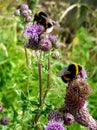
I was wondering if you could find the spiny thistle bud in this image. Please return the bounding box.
[48,110,63,122]
[21,10,28,17]
[48,35,57,43]
[45,121,65,130]
[20,3,29,10]
[1,117,8,125]
[14,9,20,16]
[25,38,38,50]
[25,16,32,22]
[39,39,52,51]
[14,3,33,23]
[48,35,60,49]
[63,113,75,125]
[65,79,91,112]
[75,108,97,129]
[52,51,60,59]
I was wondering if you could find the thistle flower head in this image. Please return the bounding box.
[48,35,57,44]
[21,10,28,17]
[25,38,38,50]
[63,113,75,125]
[48,35,60,49]
[52,51,60,59]
[14,9,20,16]
[39,39,52,51]
[24,24,44,42]
[48,110,63,122]
[45,121,65,130]
[75,108,97,129]
[65,79,91,112]
[20,3,29,10]
[25,16,32,22]
[1,117,8,125]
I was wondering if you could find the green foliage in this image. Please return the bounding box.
[0,0,97,130]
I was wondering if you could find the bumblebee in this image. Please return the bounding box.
[57,63,82,83]
[33,11,57,32]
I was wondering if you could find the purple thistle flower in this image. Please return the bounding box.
[14,9,20,16]
[48,110,63,122]
[25,38,38,50]
[20,3,29,10]
[48,35,57,43]
[63,113,75,125]
[39,39,52,51]
[45,121,65,130]
[48,35,60,49]
[25,16,32,22]
[21,10,28,17]
[1,117,8,125]
[24,24,44,42]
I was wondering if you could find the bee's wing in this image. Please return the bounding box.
[41,15,56,24]
[41,15,48,19]
[57,68,70,77]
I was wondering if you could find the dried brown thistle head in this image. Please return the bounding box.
[65,79,91,112]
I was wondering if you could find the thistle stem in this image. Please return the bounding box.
[35,51,43,106]
[32,51,43,125]
[38,63,42,106]
[47,57,51,89]
[33,53,51,126]
[43,57,51,100]
[24,46,29,67]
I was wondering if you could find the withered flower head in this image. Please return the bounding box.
[65,79,91,112]
[75,108,97,129]
[63,113,75,125]
[48,110,63,122]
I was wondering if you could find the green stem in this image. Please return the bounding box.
[32,51,42,125]
[24,46,29,67]
[32,53,51,127]
[47,57,50,89]
[38,62,42,106]
[43,57,51,100]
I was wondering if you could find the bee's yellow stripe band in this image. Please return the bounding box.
[73,63,78,75]
[63,76,70,81]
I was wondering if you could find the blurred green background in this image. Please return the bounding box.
[0,0,97,129]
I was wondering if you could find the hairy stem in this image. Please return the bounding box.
[24,46,29,67]
[38,63,42,106]
[43,57,51,100]
[32,51,43,125]
[47,57,51,89]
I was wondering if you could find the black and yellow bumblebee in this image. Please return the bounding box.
[57,63,82,83]
[33,11,57,32]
